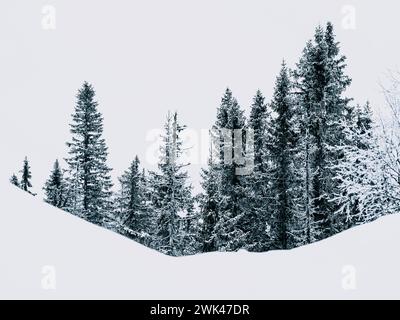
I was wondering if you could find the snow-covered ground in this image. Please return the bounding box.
[1,182,399,299]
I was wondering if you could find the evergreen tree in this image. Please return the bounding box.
[10,174,19,187]
[179,211,203,256]
[198,150,220,252]
[355,102,373,148]
[213,88,249,251]
[245,90,272,251]
[269,62,301,249]
[43,159,66,208]
[138,168,155,246]
[65,82,113,224]
[20,156,33,194]
[150,111,193,256]
[294,22,352,239]
[294,40,314,243]
[118,156,151,244]
[249,91,269,170]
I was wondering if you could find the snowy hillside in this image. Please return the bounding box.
[1,182,399,299]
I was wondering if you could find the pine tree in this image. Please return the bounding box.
[179,211,203,256]
[294,40,314,243]
[65,82,113,224]
[198,151,220,252]
[249,91,269,170]
[118,156,152,243]
[10,174,19,187]
[245,90,272,251]
[20,156,33,194]
[150,111,193,256]
[355,102,373,148]
[294,22,352,239]
[212,88,249,251]
[269,62,301,249]
[43,159,66,208]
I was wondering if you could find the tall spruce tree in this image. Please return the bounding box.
[294,23,352,239]
[20,156,33,194]
[245,90,272,251]
[150,111,193,256]
[65,82,113,224]
[43,159,66,208]
[294,40,314,243]
[269,62,301,249]
[213,88,249,251]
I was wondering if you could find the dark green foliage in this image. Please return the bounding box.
[10,174,19,187]
[295,23,352,239]
[44,159,66,208]
[20,157,33,193]
[65,82,113,224]
[245,90,272,251]
[118,156,152,244]
[198,156,220,252]
[269,62,300,249]
[212,88,250,251]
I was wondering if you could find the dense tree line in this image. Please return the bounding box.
[10,23,399,256]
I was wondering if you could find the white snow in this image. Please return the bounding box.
[1,182,400,299]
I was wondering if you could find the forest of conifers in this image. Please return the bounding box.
[10,22,400,256]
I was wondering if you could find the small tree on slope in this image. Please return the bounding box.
[20,156,33,194]
[10,174,19,187]
[117,156,152,244]
[43,159,66,208]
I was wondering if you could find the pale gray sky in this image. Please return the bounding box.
[1,0,399,196]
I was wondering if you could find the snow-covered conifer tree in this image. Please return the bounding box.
[269,62,302,249]
[10,174,19,187]
[65,82,113,224]
[245,90,272,251]
[43,159,66,208]
[198,151,220,252]
[294,22,352,239]
[117,156,152,245]
[150,112,193,256]
[20,156,33,194]
[212,88,250,251]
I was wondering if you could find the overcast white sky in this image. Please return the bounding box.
[1,0,400,196]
